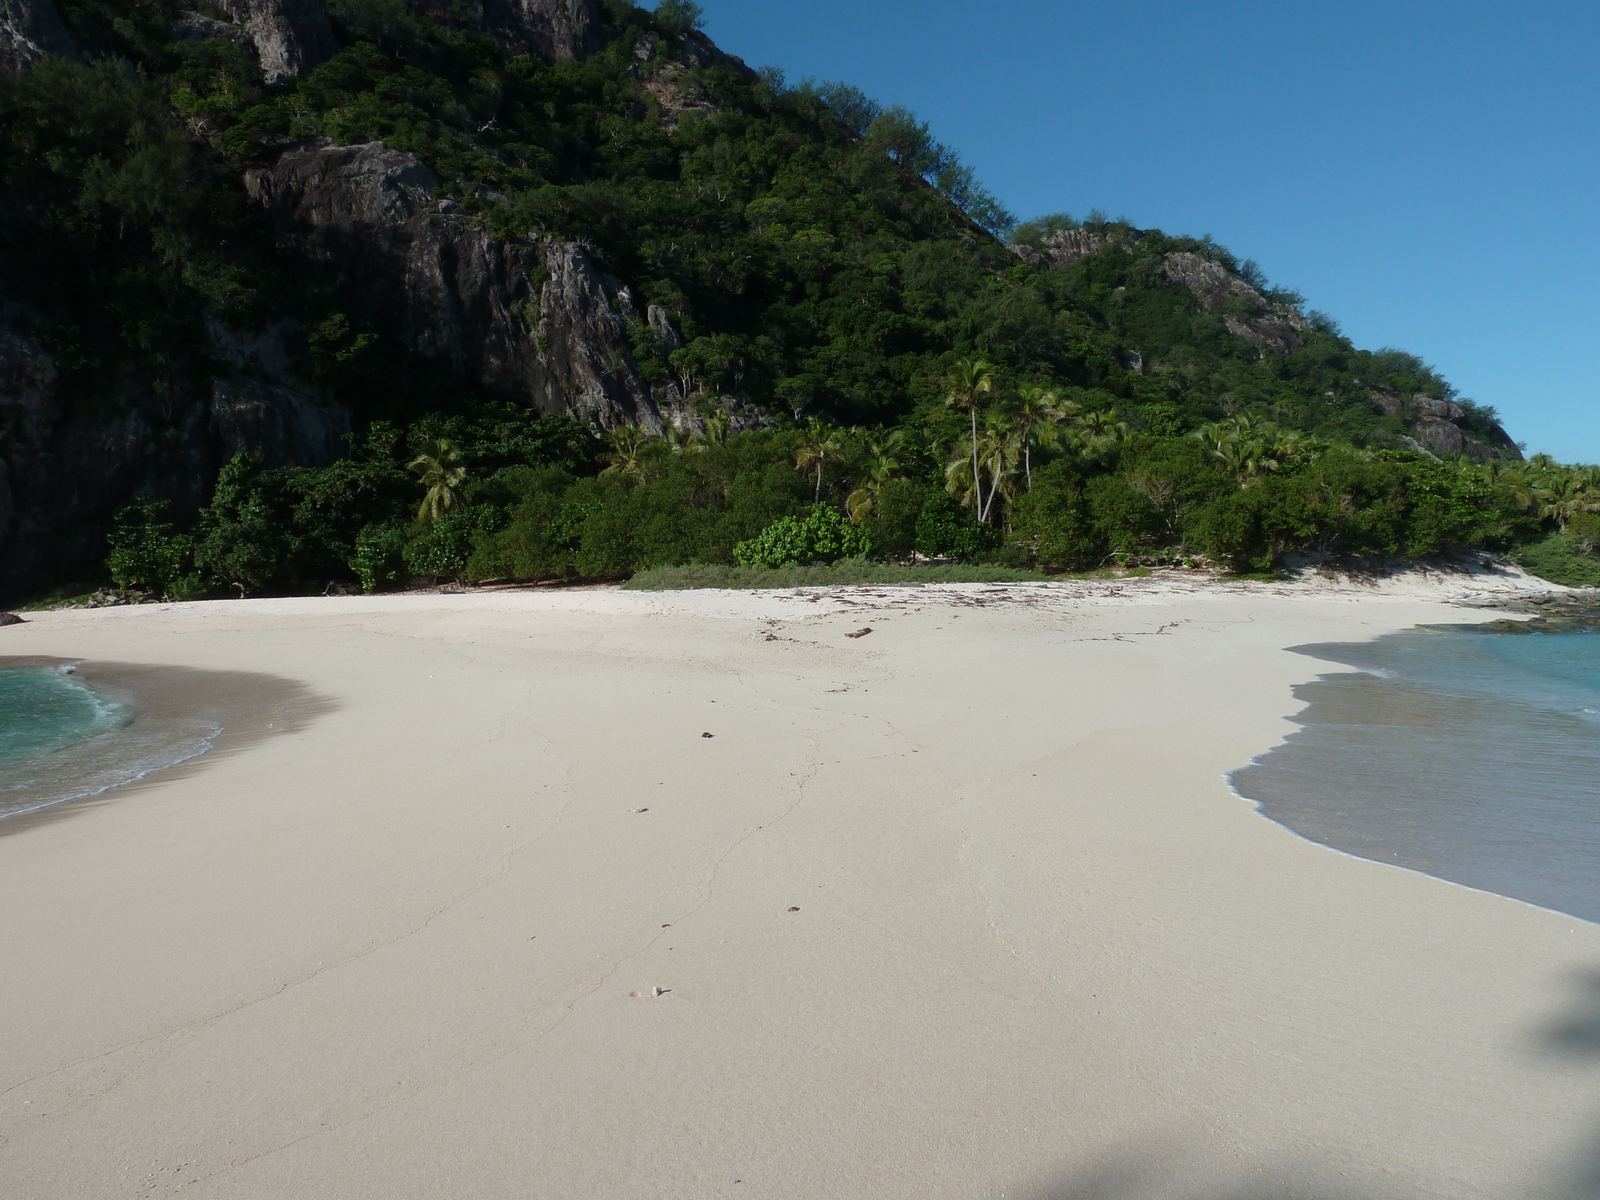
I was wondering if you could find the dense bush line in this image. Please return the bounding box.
[101,360,1600,597]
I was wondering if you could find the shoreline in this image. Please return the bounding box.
[1,581,1597,1198]
[1231,625,1600,926]
[0,655,334,833]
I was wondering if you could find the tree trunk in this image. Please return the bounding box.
[971,406,983,522]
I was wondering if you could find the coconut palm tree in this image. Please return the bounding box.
[601,425,650,478]
[1536,469,1600,532]
[794,419,847,502]
[975,410,1024,522]
[663,424,703,456]
[409,438,467,522]
[1191,416,1287,486]
[1075,409,1130,464]
[943,358,997,516]
[845,429,906,524]
[1011,385,1071,489]
[701,409,731,448]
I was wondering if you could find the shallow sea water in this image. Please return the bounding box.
[1232,625,1600,924]
[0,664,219,820]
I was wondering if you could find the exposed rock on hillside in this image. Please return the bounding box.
[405,0,604,62]
[207,322,351,467]
[1011,235,1309,353]
[215,0,336,83]
[246,140,672,431]
[1158,252,1310,354]
[0,0,78,72]
[1008,228,1117,268]
[1372,389,1520,462]
[1,313,187,594]
[629,27,756,128]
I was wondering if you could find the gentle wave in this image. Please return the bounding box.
[1231,627,1600,924]
[0,665,221,820]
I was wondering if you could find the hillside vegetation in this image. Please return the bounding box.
[3,0,1596,600]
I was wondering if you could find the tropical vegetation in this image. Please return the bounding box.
[2,0,1594,599]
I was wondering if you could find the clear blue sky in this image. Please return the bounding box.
[696,0,1598,462]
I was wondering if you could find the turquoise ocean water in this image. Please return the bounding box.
[1232,625,1600,924]
[0,665,218,820]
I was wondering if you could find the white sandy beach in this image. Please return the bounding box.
[2,574,1599,1199]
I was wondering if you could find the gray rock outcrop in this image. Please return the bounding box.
[404,0,604,62]
[1373,389,1519,462]
[246,139,670,430]
[1009,229,1114,268]
[214,0,337,84]
[0,0,78,73]
[1010,235,1310,354]
[171,12,255,50]
[207,322,351,467]
[1159,252,1310,353]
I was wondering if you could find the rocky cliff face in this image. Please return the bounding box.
[1008,228,1115,268]
[214,0,338,85]
[1012,235,1310,352]
[405,0,604,62]
[0,0,78,72]
[0,304,348,596]
[246,140,680,431]
[1158,252,1311,354]
[190,0,599,85]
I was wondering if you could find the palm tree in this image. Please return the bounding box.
[1011,385,1070,489]
[701,409,731,448]
[1191,416,1285,486]
[409,438,467,522]
[794,418,847,502]
[845,429,906,524]
[1536,470,1600,532]
[663,424,703,456]
[1075,409,1130,464]
[975,410,1024,522]
[943,358,996,517]
[601,425,650,478]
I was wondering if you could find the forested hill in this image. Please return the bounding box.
[3,0,1591,603]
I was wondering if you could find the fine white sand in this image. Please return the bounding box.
[2,574,1599,1199]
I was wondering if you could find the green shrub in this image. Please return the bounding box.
[913,490,999,560]
[862,478,927,560]
[404,506,505,580]
[106,496,204,599]
[734,505,871,568]
[350,524,408,593]
[1006,469,1100,570]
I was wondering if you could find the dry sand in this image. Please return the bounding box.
[2,572,1598,1199]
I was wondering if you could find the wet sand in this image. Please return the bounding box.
[1,578,1598,1199]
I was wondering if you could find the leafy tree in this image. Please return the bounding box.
[914,488,999,561]
[106,497,201,600]
[845,429,906,523]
